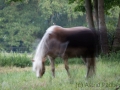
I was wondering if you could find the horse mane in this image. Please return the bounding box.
[33,25,59,72]
[33,25,58,61]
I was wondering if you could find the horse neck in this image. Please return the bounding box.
[34,34,49,61]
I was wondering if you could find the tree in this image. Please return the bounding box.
[93,0,99,29]
[0,0,86,52]
[6,0,23,3]
[93,0,120,53]
[68,0,120,53]
[85,0,95,29]
[0,1,40,52]
[113,13,120,51]
[69,0,109,53]
[38,0,83,27]
[4,0,120,53]
[98,0,109,53]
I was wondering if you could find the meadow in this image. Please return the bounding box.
[0,52,120,90]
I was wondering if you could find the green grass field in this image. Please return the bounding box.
[0,54,120,90]
[0,58,120,90]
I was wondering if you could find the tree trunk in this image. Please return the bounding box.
[93,0,99,29]
[93,0,101,54]
[98,0,109,54]
[113,13,120,51]
[85,0,95,30]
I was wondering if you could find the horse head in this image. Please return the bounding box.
[32,58,45,78]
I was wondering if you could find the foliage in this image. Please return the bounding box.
[0,0,85,52]
[0,50,120,68]
[68,0,120,52]
[0,0,120,52]
[106,7,120,50]
[38,0,84,26]
[5,0,23,3]
[68,0,120,14]
[0,52,32,67]
[0,52,84,67]
[0,1,40,52]
[104,0,120,14]
[69,0,85,12]
[100,50,120,62]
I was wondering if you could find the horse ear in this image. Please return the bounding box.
[32,60,34,62]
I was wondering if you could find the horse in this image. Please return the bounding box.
[32,25,98,78]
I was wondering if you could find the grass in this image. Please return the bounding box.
[0,52,32,67]
[0,58,120,90]
[0,52,120,90]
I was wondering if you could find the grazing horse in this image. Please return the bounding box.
[32,25,98,78]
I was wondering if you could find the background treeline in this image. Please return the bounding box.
[0,0,120,53]
[0,0,85,52]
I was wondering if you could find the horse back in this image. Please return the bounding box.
[52,26,96,47]
[48,25,98,58]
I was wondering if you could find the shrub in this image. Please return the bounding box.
[0,52,32,67]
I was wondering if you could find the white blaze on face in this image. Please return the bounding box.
[32,59,42,78]
[36,69,40,78]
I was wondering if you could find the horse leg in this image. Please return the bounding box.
[63,58,70,77]
[48,56,55,77]
[82,57,91,77]
[86,57,96,78]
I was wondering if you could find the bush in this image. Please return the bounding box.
[1,51,119,68]
[0,52,32,67]
[99,51,120,63]
[0,52,84,67]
